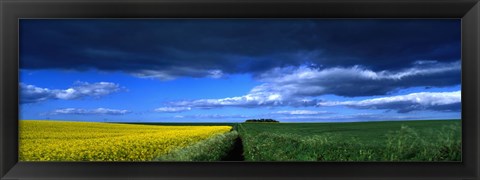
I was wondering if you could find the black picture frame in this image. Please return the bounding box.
[1,0,479,179]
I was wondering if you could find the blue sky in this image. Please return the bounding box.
[19,19,461,122]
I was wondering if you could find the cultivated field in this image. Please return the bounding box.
[238,120,461,161]
[19,120,232,161]
[19,119,461,162]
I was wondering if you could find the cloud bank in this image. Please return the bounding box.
[254,60,460,97]
[164,61,460,113]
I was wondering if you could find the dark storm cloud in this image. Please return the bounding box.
[20,19,461,78]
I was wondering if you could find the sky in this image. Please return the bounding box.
[19,19,461,122]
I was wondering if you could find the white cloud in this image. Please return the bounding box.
[173,114,249,119]
[167,91,314,109]
[132,70,177,80]
[20,82,122,104]
[20,84,54,103]
[272,110,330,115]
[154,107,192,113]
[169,94,276,108]
[259,60,459,82]
[55,82,121,99]
[318,91,461,113]
[208,70,224,79]
[49,108,130,115]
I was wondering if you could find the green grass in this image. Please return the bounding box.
[238,120,461,161]
[157,131,239,161]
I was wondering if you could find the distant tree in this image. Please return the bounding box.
[244,119,279,123]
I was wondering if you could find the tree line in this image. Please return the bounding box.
[244,119,279,123]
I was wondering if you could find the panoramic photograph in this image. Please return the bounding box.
[19,19,461,161]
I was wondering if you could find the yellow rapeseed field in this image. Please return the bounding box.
[19,120,232,161]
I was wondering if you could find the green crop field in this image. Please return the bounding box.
[237,120,461,161]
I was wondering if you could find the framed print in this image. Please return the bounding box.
[17,18,462,162]
[1,0,479,179]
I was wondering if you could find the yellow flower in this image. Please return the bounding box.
[19,120,231,161]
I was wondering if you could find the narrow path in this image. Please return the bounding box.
[222,136,245,161]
